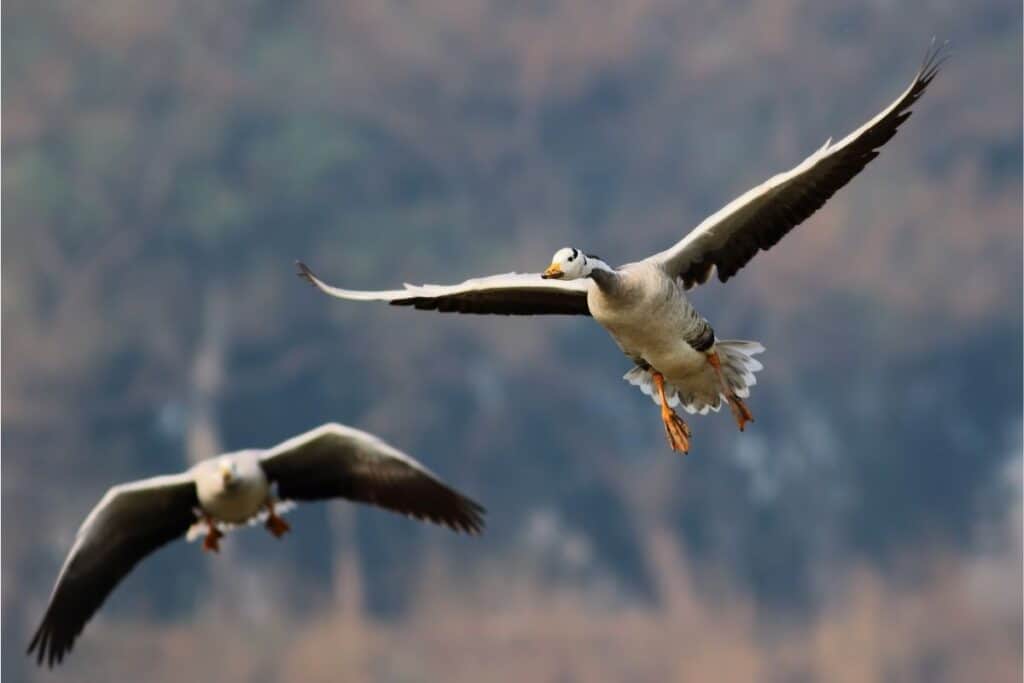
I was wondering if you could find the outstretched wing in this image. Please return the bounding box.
[297,262,591,316]
[648,42,946,289]
[27,474,198,667]
[259,423,485,534]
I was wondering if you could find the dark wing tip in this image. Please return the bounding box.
[410,489,485,535]
[26,627,43,665]
[409,479,486,535]
[295,261,319,287]
[27,621,66,668]
[451,496,487,535]
[918,37,950,84]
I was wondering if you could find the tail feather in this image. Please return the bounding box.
[623,340,765,415]
[623,366,719,415]
[624,366,681,408]
[716,340,764,403]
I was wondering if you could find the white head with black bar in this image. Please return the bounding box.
[541,247,612,280]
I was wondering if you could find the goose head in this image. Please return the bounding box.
[218,457,240,490]
[542,247,590,280]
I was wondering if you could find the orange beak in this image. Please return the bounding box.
[541,263,564,279]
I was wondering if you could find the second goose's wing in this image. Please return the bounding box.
[27,473,198,667]
[259,423,485,534]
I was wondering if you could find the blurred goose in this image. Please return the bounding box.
[28,423,484,667]
[299,46,943,454]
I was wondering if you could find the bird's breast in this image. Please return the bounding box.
[196,468,269,524]
[589,270,700,366]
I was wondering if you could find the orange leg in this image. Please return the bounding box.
[264,499,291,539]
[707,351,754,432]
[202,516,224,553]
[652,371,691,454]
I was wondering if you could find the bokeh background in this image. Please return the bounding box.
[4,1,1021,681]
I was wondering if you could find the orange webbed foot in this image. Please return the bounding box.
[265,510,291,539]
[652,370,691,454]
[708,350,755,432]
[202,524,224,553]
[728,396,755,432]
[661,408,691,454]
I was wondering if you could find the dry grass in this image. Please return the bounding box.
[52,519,1020,683]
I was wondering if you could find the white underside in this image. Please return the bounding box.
[623,340,765,414]
[187,465,297,541]
[188,455,278,542]
[584,263,765,415]
[186,500,296,542]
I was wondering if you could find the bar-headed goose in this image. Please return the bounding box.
[299,45,943,454]
[27,423,484,667]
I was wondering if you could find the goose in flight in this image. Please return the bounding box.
[298,46,943,454]
[27,423,484,667]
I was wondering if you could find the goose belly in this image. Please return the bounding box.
[591,289,710,380]
[606,317,709,379]
[197,476,269,524]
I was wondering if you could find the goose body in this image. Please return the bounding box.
[298,45,943,452]
[586,261,726,410]
[28,423,485,668]
[192,453,270,524]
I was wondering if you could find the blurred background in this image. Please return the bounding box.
[4,0,1021,681]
